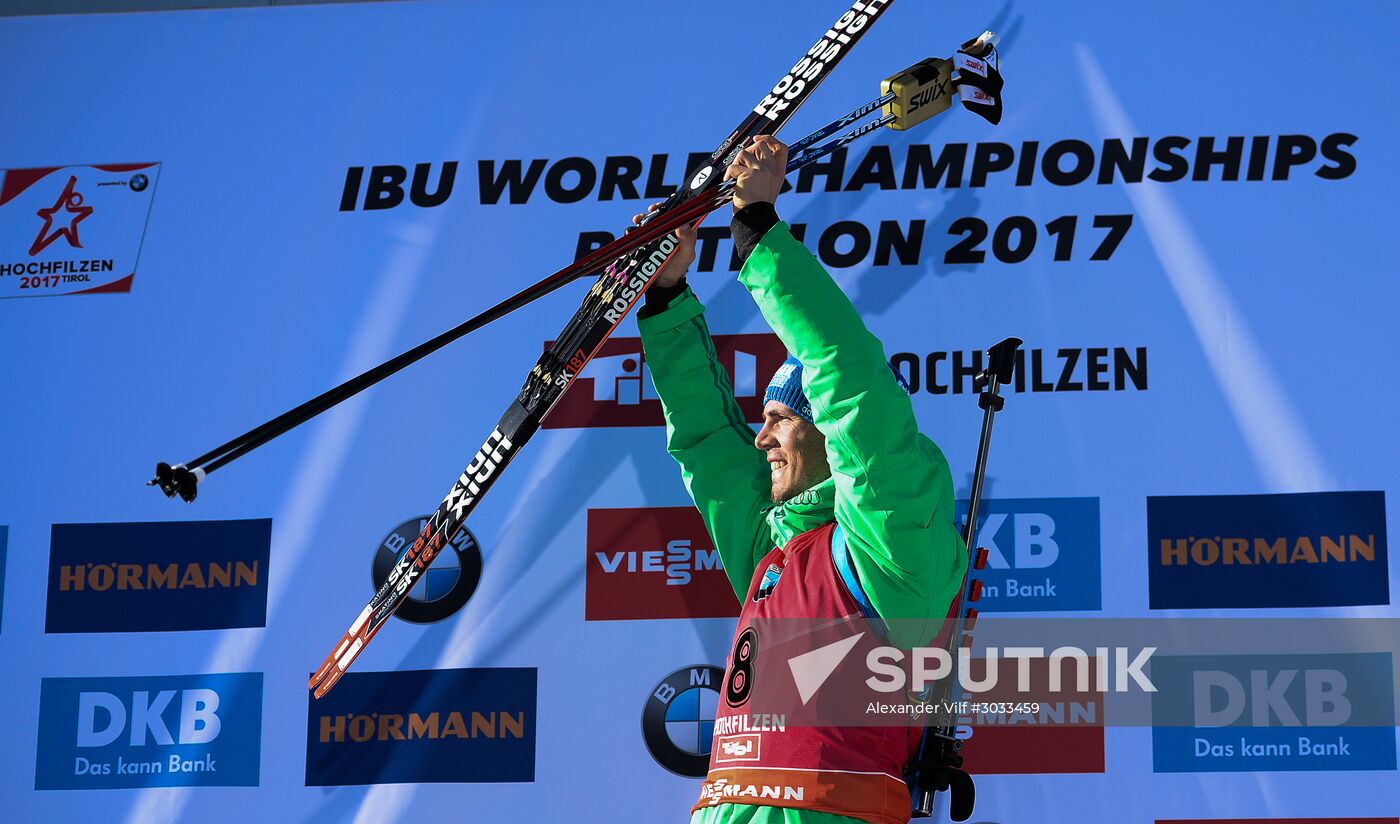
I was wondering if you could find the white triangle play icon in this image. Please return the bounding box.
[787,632,865,705]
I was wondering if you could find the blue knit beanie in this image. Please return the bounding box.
[764,354,911,423]
[764,355,813,422]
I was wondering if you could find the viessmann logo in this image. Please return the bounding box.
[586,507,737,620]
[45,519,272,634]
[543,333,788,429]
[0,163,160,298]
[1147,491,1389,609]
[305,667,536,785]
[35,672,263,789]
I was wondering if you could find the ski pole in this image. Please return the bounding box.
[305,0,906,697]
[908,336,1021,822]
[149,51,967,502]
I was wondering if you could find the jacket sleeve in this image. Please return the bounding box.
[737,219,966,648]
[638,286,774,601]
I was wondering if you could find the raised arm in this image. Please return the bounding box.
[727,138,966,646]
[637,221,774,601]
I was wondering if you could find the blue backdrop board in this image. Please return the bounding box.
[0,1,1396,822]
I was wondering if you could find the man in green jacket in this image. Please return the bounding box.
[638,136,966,824]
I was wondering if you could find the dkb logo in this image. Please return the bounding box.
[1150,653,1397,773]
[958,497,1101,612]
[35,673,263,789]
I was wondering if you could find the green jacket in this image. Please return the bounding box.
[638,218,966,824]
[639,218,965,646]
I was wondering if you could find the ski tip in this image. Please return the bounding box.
[308,657,336,691]
[313,668,345,700]
[309,629,370,698]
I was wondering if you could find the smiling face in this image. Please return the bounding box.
[754,400,832,504]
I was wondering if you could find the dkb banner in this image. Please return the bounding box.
[0,1,1394,823]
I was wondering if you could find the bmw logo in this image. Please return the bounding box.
[371,516,482,624]
[128,173,149,192]
[641,665,723,777]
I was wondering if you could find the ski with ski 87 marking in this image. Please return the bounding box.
[309,0,896,698]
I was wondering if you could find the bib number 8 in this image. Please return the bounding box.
[725,627,758,707]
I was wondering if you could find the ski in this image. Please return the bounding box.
[308,0,898,698]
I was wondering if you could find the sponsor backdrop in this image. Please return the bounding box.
[0,1,1395,822]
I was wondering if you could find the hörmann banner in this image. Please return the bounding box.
[46,519,272,633]
[1147,491,1388,609]
[304,667,537,786]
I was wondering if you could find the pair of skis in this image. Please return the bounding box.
[303,0,905,699]
[299,25,1002,701]
[149,22,1002,504]
[148,0,1003,769]
[145,1,1007,818]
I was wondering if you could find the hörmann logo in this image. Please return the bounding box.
[752,0,892,121]
[318,710,525,743]
[544,333,788,428]
[954,655,1106,775]
[35,672,263,789]
[1150,653,1397,773]
[586,507,737,621]
[0,163,160,298]
[961,497,1102,612]
[305,667,536,785]
[57,562,259,592]
[45,519,271,633]
[1147,491,1388,609]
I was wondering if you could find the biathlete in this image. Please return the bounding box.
[637,135,966,824]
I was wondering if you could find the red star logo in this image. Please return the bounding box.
[29,174,94,256]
